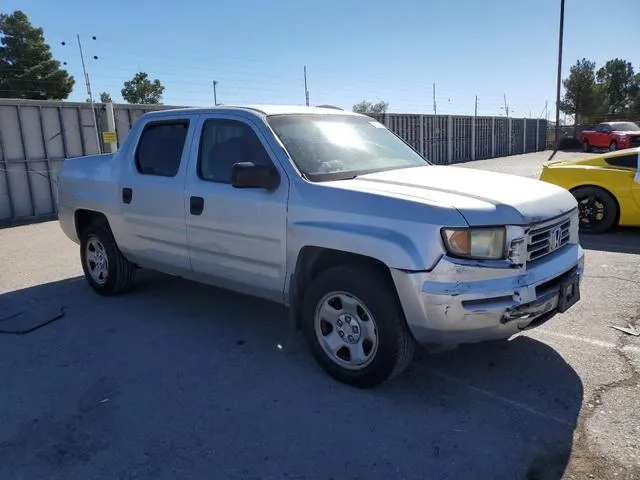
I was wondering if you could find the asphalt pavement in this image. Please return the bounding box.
[1,150,639,479]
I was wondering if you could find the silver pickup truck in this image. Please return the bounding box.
[58,105,585,387]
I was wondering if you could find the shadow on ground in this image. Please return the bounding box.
[580,227,640,255]
[0,272,584,480]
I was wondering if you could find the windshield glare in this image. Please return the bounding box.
[267,114,429,181]
[610,122,640,131]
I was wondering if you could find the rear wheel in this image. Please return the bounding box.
[582,140,591,152]
[572,186,618,234]
[609,141,617,152]
[80,221,136,295]
[301,264,415,388]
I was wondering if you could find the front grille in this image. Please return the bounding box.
[629,135,640,146]
[526,215,572,262]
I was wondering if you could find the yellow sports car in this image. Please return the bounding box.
[539,147,640,233]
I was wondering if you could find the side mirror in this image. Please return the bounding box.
[230,162,280,190]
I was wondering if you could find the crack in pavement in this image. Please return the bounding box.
[583,275,640,285]
[564,312,640,479]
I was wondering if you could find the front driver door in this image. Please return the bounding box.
[184,114,289,303]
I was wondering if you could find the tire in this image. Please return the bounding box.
[609,141,617,152]
[80,220,136,295]
[300,264,415,388]
[571,186,618,234]
[582,140,590,152]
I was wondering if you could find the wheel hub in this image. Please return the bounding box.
[335,313,361,344]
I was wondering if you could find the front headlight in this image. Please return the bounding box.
[441,227,506,260]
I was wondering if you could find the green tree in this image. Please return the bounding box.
[596,59,636,116]
[630,73,640,119]
[85,92,112,103]
[0,10,74,99]
[121,71,165,104]
[559,58,598,124]
[353,100,389,114]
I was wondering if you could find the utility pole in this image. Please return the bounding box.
[304,65,310,106]
[554,0,565,150]
[212,80,219,105]
[503,94,509,117]
[63,35,101,154]
[474,95,478,117]
[433,83,437,115]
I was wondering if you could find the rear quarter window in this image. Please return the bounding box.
[605,154,638,169]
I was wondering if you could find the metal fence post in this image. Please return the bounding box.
[471,116,476,161]
[384,113,390,129]
[419,115,425,158]
[16,105,36,217]
[491,117,496,157]
[536,119,540,151]
[0,134,15,219]
[105,102,118,153]
[523,118,527,154]
[508,117,512,156]
[37,106,56,214]
[447,115,453,164]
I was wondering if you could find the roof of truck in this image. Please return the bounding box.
[143,104,362,118]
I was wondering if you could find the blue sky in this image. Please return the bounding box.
[4,0,640,117]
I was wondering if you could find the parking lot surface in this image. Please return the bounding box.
[1,151,639,479]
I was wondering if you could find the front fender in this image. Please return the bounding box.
[287,219,446,273]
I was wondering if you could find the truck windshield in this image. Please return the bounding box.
[610,122,640,131]
[267,114,429,181]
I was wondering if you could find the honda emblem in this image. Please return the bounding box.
[549,227,562,251]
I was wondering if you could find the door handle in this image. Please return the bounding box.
[122,187,132,204]
[190,196,204,215]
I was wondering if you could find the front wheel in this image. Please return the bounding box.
[80,221,136,295]
[572,186,618,234]
[301,264,415,388]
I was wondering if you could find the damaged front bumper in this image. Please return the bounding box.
[391,243,585,346]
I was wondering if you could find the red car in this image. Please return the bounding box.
[579,121,640,152]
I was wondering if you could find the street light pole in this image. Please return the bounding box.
[554,0,565,151]
[212,80,219,105]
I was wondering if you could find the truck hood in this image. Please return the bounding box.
[326,165,577,226]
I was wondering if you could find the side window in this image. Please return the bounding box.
[605,153,638,169]
[197,119,273,183]
[136,121,189,177]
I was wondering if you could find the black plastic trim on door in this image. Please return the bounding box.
[122,188,132,204]
[190,196,204,215]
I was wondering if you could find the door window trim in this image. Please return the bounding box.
[134,119,191,177]
[196,117,278,184]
